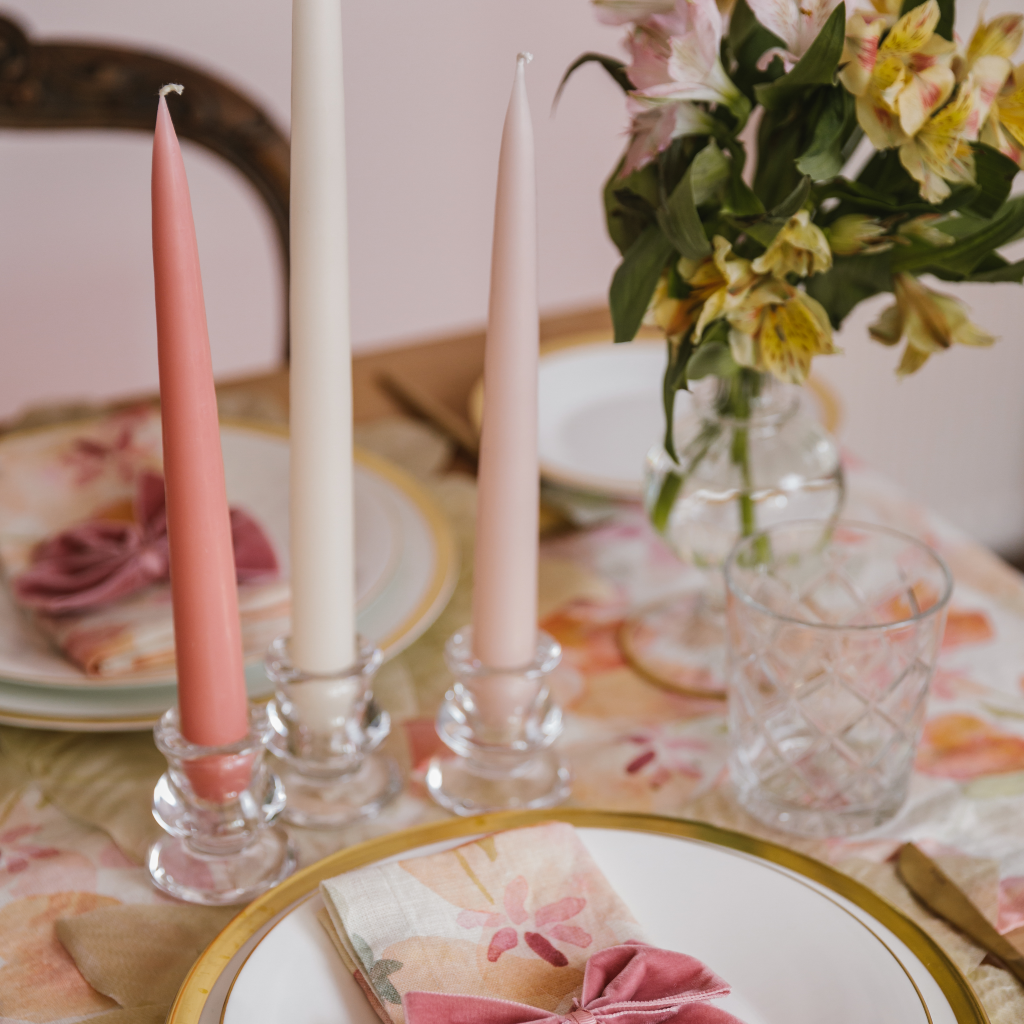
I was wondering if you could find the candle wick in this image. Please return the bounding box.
[159,83,185,98]
[517,52,533,67]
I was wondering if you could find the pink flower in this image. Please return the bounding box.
[747,0,844,71]
[456,875,592,966]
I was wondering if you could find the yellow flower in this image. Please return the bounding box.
[825,214,893,255]
[897,214,955,247]
[869,273,995,375]
[751,210,833,278]
[840,0,956,148]
[725,279,838,383]
[981,64,1024,167]
[688,236,759,338]
[960,14,1022,136]
[870,0,902,15]
[899,82,977,203]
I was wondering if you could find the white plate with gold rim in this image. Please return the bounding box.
[169,810,984,1024]
[470,333,842,500]
[0,422,457,729]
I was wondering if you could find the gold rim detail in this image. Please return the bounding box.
[169,808,987,1024]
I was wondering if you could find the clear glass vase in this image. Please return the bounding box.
[619,371,844,697]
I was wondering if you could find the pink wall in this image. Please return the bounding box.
[0,0,625,416]
[2,0,1023,550]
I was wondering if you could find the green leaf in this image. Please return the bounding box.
[893,196,1024,275]
[796,87,858,181]
[662,334,695,460]
[658,143,728,259]
[555,52,632,108]
[722,173,766,218]
[609,225,675,343]
[754,108,807,210]
[754,4,846,111]
[728,0,788,96]
[966,143,1020,218]
[898,0,953,40]
[967,258,1024,283]
[650,472,683,532]
[686,338,739,380]
[770,175,813,219]
[806,252,893,327]
[603,159,660,255]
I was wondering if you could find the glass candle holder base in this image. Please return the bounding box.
[427,627,570,817]
[148,826,294,906]
[426,749,570,817]
[265,636,402,829]
[275,751,402,828]
[147,703,296,906]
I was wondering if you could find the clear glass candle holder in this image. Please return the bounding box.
[148,703,295,906]
[426,627,570,816]
[265,636,401,828]
[725,520,953,838]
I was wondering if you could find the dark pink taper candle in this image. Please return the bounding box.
[152,90,250,757]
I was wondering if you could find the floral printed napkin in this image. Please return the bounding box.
[319,822,645,1024]
[0,407,288,678]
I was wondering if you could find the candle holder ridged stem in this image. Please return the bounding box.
[265,636,401,828]
[426,627,570,816]
[148,704,295,906]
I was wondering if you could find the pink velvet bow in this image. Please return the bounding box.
[13,471,278,614]
[402,943,745,1024]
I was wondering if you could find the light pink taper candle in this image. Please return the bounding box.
[152,88,250,754]
[471,54,540,715]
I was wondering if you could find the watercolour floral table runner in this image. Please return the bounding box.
[1,418,1024,1022]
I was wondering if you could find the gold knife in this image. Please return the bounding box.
[897,843,1024,987]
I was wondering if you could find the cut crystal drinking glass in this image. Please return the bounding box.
[725,520,952,837]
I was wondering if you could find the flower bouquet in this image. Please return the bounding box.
[563,0,1023,530]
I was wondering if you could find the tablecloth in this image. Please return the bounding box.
[2,419,1024,1023]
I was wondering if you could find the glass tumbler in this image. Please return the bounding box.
[725,520,952,837]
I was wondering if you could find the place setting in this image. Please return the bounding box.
[2,0,1024,1021]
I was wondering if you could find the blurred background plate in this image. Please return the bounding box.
[470,332,841,500]
[0,423,457,729]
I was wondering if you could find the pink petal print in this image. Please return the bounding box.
[503,875,530,925]
[487,927,519,962]
[546,923,592,948]
[457,910,504,929]
[533,897,586,927]
[626,749,656,774]
[524,931,569,966]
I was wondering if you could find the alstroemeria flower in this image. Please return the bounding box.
[622,95,717,174]
[751,210,833,279]
[899,81,977,203]
[958,13,1023,137]
[688,237,760,339]
[645,254,728,338]
[981,65,1024,166]
[869,272,995,375]
[631,0,749,120]
[747,0,843,71]
[897,214,955,247]
[725,280,838,383]
[840,0,956,148]
[825,214,894,255]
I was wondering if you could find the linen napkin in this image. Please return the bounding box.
[0,407,289,677]
[319,822,647,1024]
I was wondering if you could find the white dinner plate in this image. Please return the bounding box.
[469,333,841,500]
[170,810,984,1024]
[0,421,457,729]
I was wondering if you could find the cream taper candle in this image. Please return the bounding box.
[289,0,356,675]
[471,54,540,674]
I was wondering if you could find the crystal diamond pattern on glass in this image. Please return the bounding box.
[726,522,951,838]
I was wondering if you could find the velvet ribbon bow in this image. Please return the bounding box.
[402,943,745,1024]
[13,471,278,614]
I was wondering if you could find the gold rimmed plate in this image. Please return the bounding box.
[171,809,986,1024]
[0,418,457,729]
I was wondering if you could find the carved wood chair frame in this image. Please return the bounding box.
[0,13,291,359]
